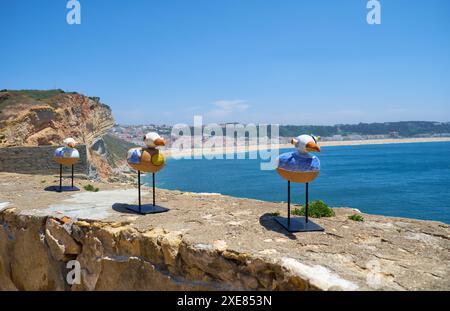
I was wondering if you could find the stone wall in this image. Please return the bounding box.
[0,146,89,175]
[0,210,309,291]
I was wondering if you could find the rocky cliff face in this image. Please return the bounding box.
[0,90,113,147]
[0,90,121,179]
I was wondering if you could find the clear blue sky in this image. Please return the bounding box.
[1,0,449,125]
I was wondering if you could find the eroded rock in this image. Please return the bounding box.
[45,218,81,261]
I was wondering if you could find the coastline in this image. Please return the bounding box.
[165,137,450,158]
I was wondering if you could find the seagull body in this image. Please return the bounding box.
[127,132,166,173]
[278,150,320,172]
[54,138,80,165]
[277,134,321,183]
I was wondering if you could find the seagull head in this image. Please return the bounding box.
[63,137,77,148]
[144,132,166,148]
[291,134,321,154]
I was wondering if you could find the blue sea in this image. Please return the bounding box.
[144,141,450,224]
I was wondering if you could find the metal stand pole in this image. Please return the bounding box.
[274,180,323,232]
[71,165,74,188]
[59,164,62,192]
[305,182,309,223]
[287,181,291,228]
[125,170,168,215]
[152,173,156,206]
[138,170,141,213]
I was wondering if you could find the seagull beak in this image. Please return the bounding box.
[306,141,321,152]
[154,138,166,146]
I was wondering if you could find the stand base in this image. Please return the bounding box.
[274,216,324,232]
[124,204,169,215]
[45,186,80,192]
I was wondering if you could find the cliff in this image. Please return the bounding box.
[0,90,113,147]
[0,90,132,179]
[0,173,448,291]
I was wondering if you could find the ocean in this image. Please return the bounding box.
[144,141,450,224]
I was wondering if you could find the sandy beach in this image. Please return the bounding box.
[166,137,450,158]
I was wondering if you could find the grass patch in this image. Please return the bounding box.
[291,208,303,216]
[102,134,139,168]
[290,200,335,218]
[83,184,99,192]
[268,211,280,217]
[0,89,66,113]
[15,89,65,100]
[348,214,364,222]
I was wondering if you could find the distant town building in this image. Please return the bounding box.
[389,131,400,138]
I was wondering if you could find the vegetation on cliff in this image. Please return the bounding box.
[102,134,138,168]
[279,122,450,138]
[291,200,335,218]
[348,214,364,222]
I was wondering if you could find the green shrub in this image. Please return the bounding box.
[348,214,364,222]
[291,208,303,216]
[291,200,335,218]
[268,211,280,217]
[83,184,99,192]
[19,89,64,100]
[102,134,138,168]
